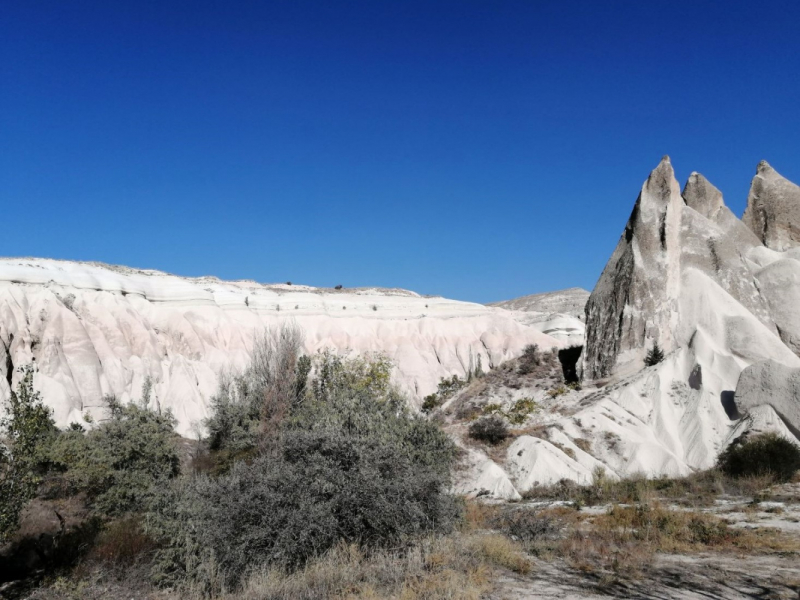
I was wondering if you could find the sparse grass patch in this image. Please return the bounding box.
[469,534,532,575]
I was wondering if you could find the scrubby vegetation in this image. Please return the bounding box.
[717,432,800,483]
[44,395,181,516]
[0,328,476,598]
[148,347,460,592]
[521,465,787,507]
[468,415,509,445]
[0,366,56,543]
[517,343,541,375]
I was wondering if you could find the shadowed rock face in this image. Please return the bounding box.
[583,156,683,381]
[743,161,800,251]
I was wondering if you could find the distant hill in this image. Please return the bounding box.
[488,287,590,319]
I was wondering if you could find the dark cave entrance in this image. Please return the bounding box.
[558,345,583,384]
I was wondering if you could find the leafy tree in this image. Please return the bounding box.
[0,365,57,542]
[644,342,665,366]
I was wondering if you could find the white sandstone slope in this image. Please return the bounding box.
[0,258,562,435]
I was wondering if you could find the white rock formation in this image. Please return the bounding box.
[584,157,798,381]
[734,360,800,439]
[453,447,521,501]
[0,258,561,435]
[452,158,800,498]
[583,157,685,381]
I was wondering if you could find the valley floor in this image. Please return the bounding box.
[6,481,799,600]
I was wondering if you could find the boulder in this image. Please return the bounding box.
[734,360,800,439]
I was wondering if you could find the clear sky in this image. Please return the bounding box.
[2,1,799,303]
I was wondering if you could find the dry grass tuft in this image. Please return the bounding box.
[522,468,777,508]
[468,534,532,575]
[461,500,501,532]
[212,534,505,600]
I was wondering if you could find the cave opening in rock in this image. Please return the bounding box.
[558,345,582,384]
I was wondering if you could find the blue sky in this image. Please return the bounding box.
[2,1,799,303]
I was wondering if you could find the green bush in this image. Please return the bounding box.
[506,398,537,425]
[149,352,460,592]
[0,365,57,542]
[46,395,181,516]
[517,344,540,375]
[421,393,443,414]
[419,374,467,414]
[468,415,509,445]
[717,432,800,483]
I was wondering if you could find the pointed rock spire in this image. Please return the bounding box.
[583,157,684,380]
[683,172,724,220]
[742,161,800,251]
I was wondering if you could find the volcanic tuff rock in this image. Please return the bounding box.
[0,258,562,435]
[583,157,800,381]
[452,158,800,498]
[743,161,800,252]
[583,156,684,381]
[734,360,800,440]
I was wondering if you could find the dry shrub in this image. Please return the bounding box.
[498,508,561,543]
[461,501,501,532]
[573,438,592,453]
[523,468,775,508]
[468,416,509,445]
[87,518,156,566]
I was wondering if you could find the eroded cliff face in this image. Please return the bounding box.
[0,259,562,435]
[743,161,800,252]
